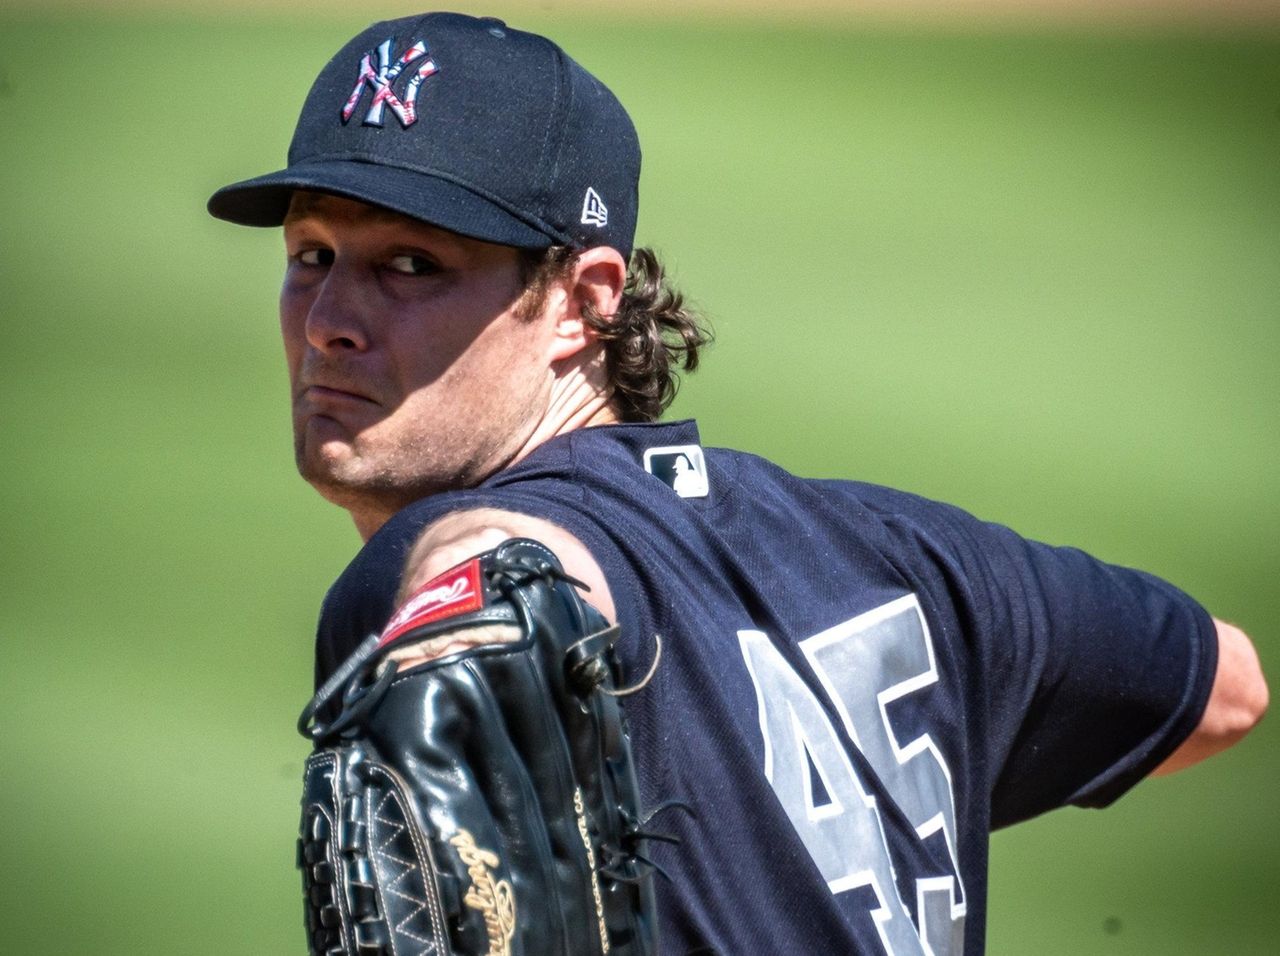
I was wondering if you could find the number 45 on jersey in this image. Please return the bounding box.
[739,595,966,955]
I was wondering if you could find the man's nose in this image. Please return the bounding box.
[304,266,370,354]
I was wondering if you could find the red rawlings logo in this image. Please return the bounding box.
[378,558,483,648]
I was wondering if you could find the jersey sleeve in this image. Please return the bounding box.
[875,495,1219,829]
[313,495,474,687]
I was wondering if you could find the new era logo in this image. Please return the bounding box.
[581,187,608,227]
[342,38,439,129]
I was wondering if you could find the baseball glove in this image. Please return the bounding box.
[295,538,657,956]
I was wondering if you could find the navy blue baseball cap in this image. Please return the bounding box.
[208,12,640,258]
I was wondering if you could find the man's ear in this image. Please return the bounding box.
[547,246,627,363]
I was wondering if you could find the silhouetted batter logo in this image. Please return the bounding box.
[342,38,440,128]
[643,444,710,499]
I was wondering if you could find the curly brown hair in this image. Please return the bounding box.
[518,246,711,423]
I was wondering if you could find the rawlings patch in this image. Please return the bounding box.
[378,558,483,647]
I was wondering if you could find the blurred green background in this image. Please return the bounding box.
[1,3,1276,953]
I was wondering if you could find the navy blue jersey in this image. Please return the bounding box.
[315,420,1217,955]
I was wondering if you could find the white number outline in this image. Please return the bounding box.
[739,594,966,955]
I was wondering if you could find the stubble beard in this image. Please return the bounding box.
[296,429,444,519]
[292,411,527,523]
[290,335,550,530]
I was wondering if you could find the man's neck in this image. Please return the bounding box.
[348,358,620,543]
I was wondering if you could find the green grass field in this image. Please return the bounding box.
[1,8,1276,954]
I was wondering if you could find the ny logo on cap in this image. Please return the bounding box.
[342,38,439,129]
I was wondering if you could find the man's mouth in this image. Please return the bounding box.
[301,383,378,405]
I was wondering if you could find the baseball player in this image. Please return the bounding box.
[209,12,1267,955]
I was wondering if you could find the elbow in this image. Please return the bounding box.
[1243,660,1269,737]
[1210,621,1268,746]
[1236,649,1268,738]
[1153,620,1266,776]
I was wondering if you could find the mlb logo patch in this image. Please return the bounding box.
[643,444,710,499]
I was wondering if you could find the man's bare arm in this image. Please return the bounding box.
[1153,618,1268,776]
[400,508,613,615]
[388,508,615,672]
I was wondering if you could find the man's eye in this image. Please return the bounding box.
[388,254,438,276]
[296,248,333,267]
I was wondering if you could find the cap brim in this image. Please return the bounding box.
[206,160,564,249]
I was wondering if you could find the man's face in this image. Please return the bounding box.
[279,193,557,529]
